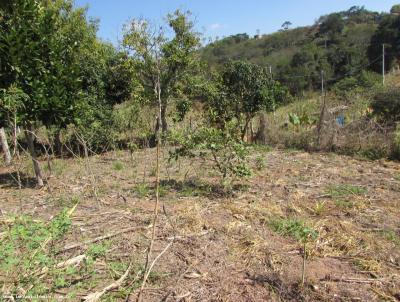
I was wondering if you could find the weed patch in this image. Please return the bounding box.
[269,218,317,242]
[0,211,73,296]
[334,199,354,209]
[112,161,124,171]
[135,183,150,198]
[326,184,367,198]
[379,229,400,246]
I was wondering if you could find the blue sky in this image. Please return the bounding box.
[75,0,399,45]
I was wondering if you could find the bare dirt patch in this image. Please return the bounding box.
[1,149,399,301]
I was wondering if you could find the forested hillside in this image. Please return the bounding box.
[201,6,399,94]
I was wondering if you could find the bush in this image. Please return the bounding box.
[333,71,380,100]
[392,124,400,160]
[169,121,252,189]
[371,88,400,123]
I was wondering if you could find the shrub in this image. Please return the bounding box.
[169,121,252,189]
[371,88,400,123]
[392,124,400,160]
[333,71,380,100]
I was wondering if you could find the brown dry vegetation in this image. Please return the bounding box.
[1,148,400,301]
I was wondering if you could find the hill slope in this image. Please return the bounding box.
[201,6,387,93]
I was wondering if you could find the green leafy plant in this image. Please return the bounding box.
[380,229,400,246]
[87,242,109,259]
[0,210,73,296]
[135,183,150,198]
[170,122,252,190]
[269,218,317,241]
[269,218,317,286]
[288,113,300,126]
[254,156,266,171]
[371,88,400,124]
[335,199,354,209]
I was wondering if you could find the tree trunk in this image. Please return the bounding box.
[0,127,12,166]
[54,129,62,157]
[161,101,168,134]
[25,127,44,187]
[241,117,251,141]
[256,113,268,144]
[12,113,20,158]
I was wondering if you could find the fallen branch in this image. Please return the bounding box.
[83,263,132,302]
[39,254,87,275]
[59,225,150,253]
[163,229,211,241]
[56,254,87,268]
[322,277,385,284]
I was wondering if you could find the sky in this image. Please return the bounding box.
[74,0,399,45]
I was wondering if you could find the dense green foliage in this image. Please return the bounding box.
[368,12,400,73]
[201,6,388,94]
[371,88,400,123]
[206,60,290,138]
[0,0,134,150]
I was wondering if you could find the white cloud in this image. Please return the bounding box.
[210,23,223,30]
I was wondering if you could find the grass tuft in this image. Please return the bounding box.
[325,184,367,198]
[112,161,124,171]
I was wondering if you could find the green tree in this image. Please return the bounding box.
[208,60,290,140]
[0,0,104,185]
[319,13,345,38]
[368,13,400,72]
[281,21,292,30]
[391,4,400,15]
[281,44,331,94]
[122,10,201,134]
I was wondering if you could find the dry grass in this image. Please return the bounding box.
[0,147,399,301]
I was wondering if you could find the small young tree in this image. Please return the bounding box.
[122,10,201,135]
[169,121,251,190]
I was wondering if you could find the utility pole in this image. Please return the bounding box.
[321,70,324,94]
[382,44,385,86]
[317,70,326,148]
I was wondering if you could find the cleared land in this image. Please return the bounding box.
[1,148,399,301]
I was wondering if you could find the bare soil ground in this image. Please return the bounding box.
[1,148,400,301]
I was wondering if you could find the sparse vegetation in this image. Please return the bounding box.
[1,1,400,301]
